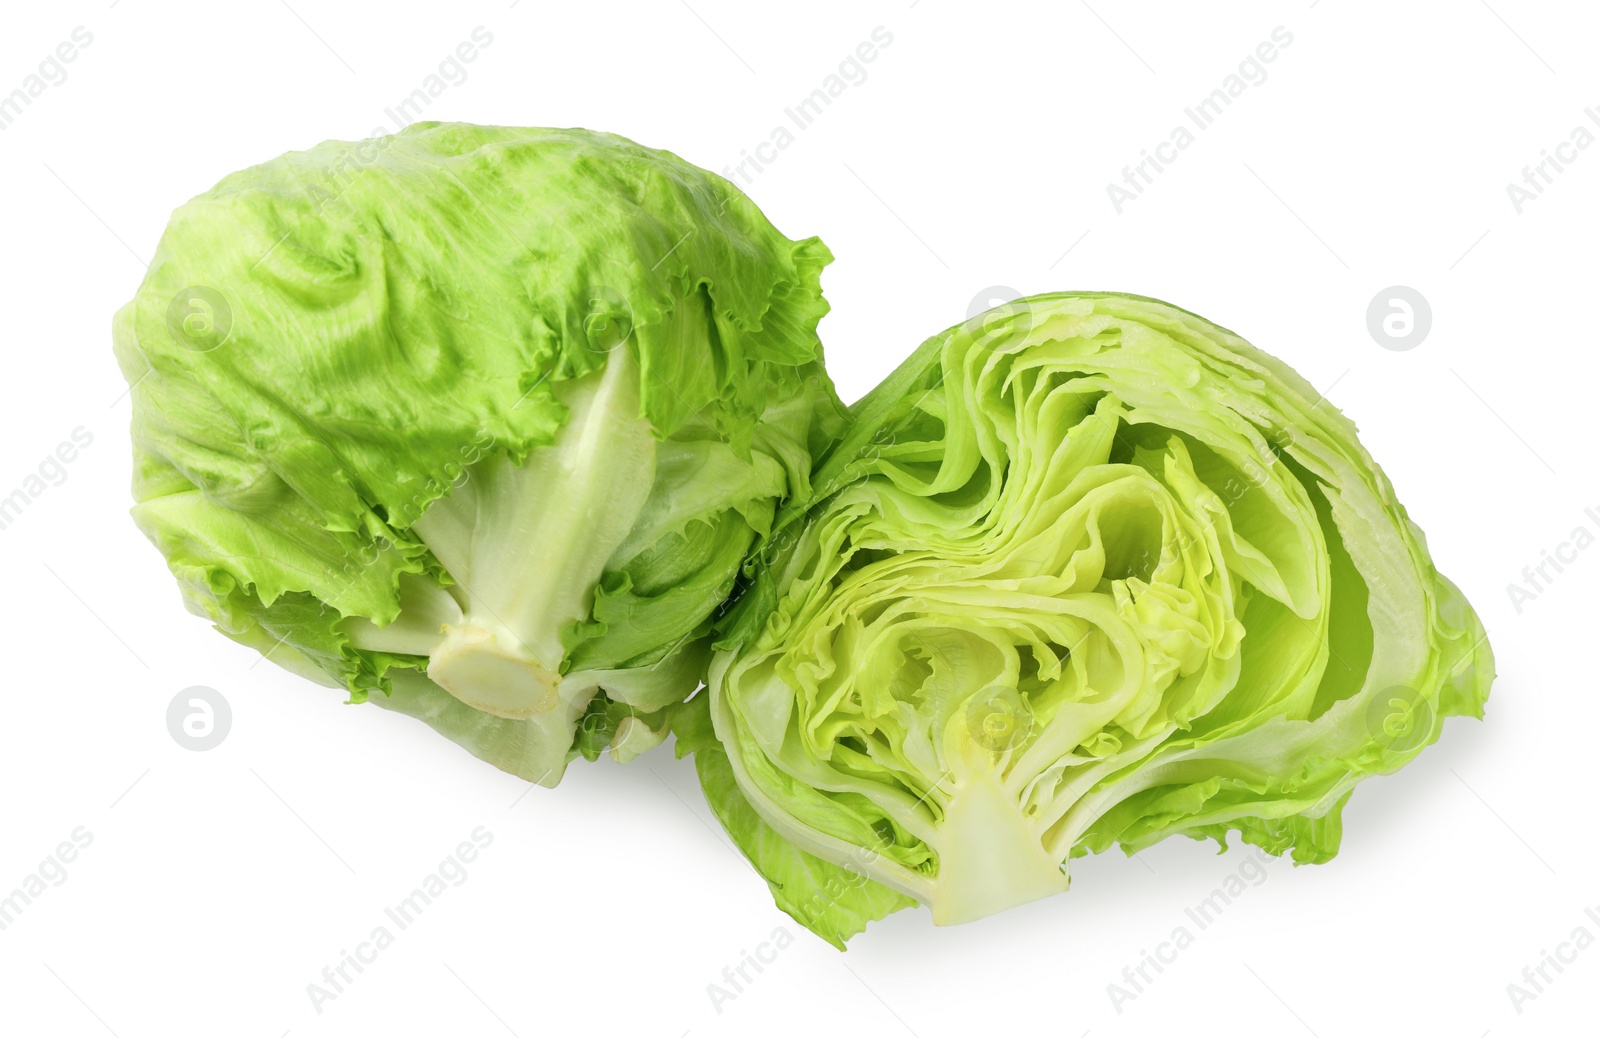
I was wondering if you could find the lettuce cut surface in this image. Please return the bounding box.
[699,292,1493,943]
[115,123,846,786]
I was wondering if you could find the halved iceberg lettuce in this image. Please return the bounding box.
[694,292,1492,944]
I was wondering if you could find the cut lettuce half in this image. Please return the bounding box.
[115,123,847,786]
[702,292,1493,939]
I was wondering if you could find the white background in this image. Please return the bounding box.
[0,1,1593,1035]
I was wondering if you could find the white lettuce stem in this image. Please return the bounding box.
[923,710,1068,924]
[415,348,656,718]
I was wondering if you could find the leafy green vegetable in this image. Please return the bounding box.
[114,123,846,786]
[702,292,1493,938]
[672,695,917,949]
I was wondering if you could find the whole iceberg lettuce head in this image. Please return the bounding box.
[698,292,1493,944]
[114,123,846,786]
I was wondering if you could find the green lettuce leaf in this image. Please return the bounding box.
[673,696,915,948]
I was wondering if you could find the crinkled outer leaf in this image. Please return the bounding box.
[672,696,915,949]
[705,292,1494,939]
[115,123,847,784]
